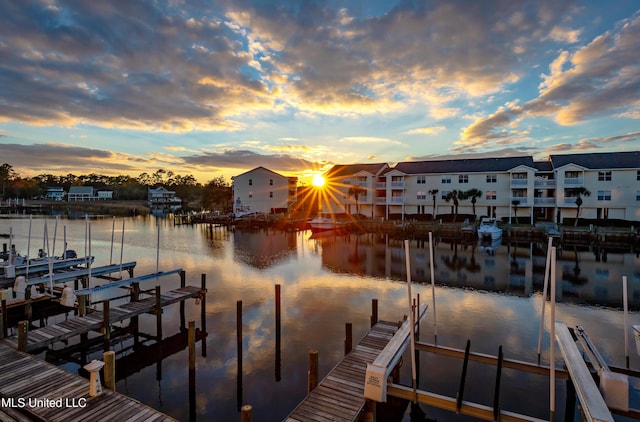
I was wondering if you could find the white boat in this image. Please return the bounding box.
[477,218,502,240]
[309,213,345,231]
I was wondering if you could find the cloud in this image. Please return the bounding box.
[455,13,640,148]
[405,126,445,135]
[181,149,316,173]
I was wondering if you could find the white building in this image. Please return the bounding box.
[45,187,66,201]
[68,186,95,202]
[148,186,181,205]
[321,151,640,224]
[231,167,297,216]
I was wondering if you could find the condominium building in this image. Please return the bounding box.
[320,151,640,223]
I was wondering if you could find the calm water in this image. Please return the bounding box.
[1,215,640,421]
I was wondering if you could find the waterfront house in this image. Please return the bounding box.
[320,151,640,224]
[45,187,66,201]
[148,186,181,205]
[231,167,297,216]
[67,186,95,202]
[96,190,113,200]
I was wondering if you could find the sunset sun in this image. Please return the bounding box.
[312,174,325,187]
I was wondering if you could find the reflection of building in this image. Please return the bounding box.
[321,151,640,223]
[232,230,297,269]
[231,167,297,216]
[313,233,640,307]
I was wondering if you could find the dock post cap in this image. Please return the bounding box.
[84,359,105,397]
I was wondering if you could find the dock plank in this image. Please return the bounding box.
[0,342,176,422]
[284,321,401,422]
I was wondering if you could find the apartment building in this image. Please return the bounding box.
[321,151,640,224]
[231,167,297,216]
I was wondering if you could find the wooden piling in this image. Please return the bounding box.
[371,298,378,327]
[237,300,243,411]
[17,320,28,352]
[275,284,281,382]
[241,405,252,422]
[1,299,7,339]
[345,323,353,355]
[155,285,162,340]
[201,273,207,334]
[189,320,196,422]
[102,300,111,352]
[308,349,318,392]
[78,295,86,317]
[103,350,115,391]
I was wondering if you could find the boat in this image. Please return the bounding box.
[477,217,502,240]
[309,213,346,232]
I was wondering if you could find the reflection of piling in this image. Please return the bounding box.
[308,350,318,392]
[180,271,186,331]
[131,282,140,344]
[102,300,111,352]
[189,320,196,422]
[237,300,243,411]
[155,285,162,340]
[275,284,281,382]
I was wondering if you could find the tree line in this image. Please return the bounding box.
[0,163,232,212]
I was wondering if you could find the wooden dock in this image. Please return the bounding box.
[0,341,177,421]
[1,285,201,352]
[284,320,400,422]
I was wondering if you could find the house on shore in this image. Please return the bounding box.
[45,187,66,201]
[148,186,182,212]
[231,167,297,216]
[320,151,640,224]
[68,186,95,202]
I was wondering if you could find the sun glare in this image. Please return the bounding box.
[312,174,325,187]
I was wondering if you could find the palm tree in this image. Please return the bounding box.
[465,189,482,219]
[444,190,465,222]
[511,200,520,224]
[428,189,439,219]
[347,185,367,215]
[572,187,591,226]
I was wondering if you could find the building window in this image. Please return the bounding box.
[597,190,611,201]
[636,190,640,201]
[417,191,426,200]
[598,171,611,181]
[637,170,640,181]
[486,191,496,200]
[249,192,253,198]
[441,190,450,199]
[486,174,497,183]
[269,191,273,198]
[417,175,426,184]
[249,179,253,186]
[565,171,580,179]
[442,176,451,184]
[270,179,273,185]
[459,174,469,184]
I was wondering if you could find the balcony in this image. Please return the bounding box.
[376,182,387,189]
[390,181,405,189]
[564,178,584,186]
[534,179,556,188]
[534,197,555,205]
[564,197,579,204]
[510,197,528,205]
[356,182,367,187]
[390,197,405,204]
[375,197,387,204]
[510,179,528,186]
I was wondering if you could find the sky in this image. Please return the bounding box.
[0,0,639,185]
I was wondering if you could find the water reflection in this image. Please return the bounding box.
[310,232,640,309]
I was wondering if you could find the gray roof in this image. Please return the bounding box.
[325,163,388,178]
[534,161,554,172]
[393,156,534,174]
[550,151,640,170]
[68,186,94,194]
